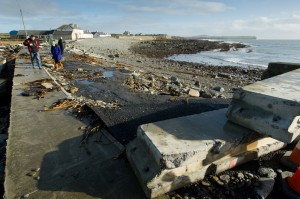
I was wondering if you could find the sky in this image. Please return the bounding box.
[2,0,300,39]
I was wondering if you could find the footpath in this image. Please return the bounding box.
[4,53,144,199]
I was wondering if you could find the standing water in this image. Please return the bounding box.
[168,39,300,68]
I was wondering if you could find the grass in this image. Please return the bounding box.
[0,40,23,45]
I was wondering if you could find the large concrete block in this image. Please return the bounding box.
[262,62,300,79]
[227,68,300,143]
[126,109,285,198]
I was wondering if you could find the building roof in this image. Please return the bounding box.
[17,30,54,36]
[53,31,73,36]
[56,24,81,31]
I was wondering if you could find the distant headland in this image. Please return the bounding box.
[188,35,257,40]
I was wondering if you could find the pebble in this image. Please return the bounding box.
[219,174,231,184]
[201,180,211,186]
[258,167,277,179]
[237,172,244,179]
[212,86,225,92]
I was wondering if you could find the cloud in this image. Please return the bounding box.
[228,14,300,39]
[119,0,232,15]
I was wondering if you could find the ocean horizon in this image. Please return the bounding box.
[168,39,300,68]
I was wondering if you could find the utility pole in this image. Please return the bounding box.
[20,8,27,37]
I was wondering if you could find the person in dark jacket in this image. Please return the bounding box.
[58,37,64,55]
[23,35,42,69]
[51,43,62,70]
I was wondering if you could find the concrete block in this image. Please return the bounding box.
[126,109,285,198]
[262,62,300,79]
[227,68,300,143]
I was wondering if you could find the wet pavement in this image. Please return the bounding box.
[5,51,144,199]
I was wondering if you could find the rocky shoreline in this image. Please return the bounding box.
[66,38,263,100]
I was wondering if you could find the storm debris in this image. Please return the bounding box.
[21,78,60,99]
[44,99,79,111]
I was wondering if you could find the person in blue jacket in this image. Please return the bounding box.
[51,43,63,70]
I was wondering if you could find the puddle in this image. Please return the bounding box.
[94,67,115,78]
[77,79,94,85]
[90,87,101,93]
[103,71,114,78]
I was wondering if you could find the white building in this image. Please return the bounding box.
[53,24,93,40]
[93,31,111,38]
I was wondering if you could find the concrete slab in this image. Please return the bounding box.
[5,57,145,198]
[227,68,300,143]
[126,109,285,198]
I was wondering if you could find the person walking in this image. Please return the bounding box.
[23,35,42,69]
[51,43,62,71]
[58,37,64,55]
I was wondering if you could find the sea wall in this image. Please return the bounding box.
[262,62,300,79]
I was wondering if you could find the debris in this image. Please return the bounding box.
[44,99,79,111]
[21,79,59,99]
[70,86,79,94]
[41,82,53,89]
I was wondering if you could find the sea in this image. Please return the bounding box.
[168,39,300,68]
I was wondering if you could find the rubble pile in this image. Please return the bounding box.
[124,72,227,98]
[169,167,278,199]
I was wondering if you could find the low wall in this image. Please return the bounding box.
[262,62,300,79]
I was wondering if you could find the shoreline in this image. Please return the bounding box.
[66,38,263,99]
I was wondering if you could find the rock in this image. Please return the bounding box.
[194,81,200,87]
[201,90,218,98]
[169,87,181,96]
[77,68,84,72]
[258,167,277,179]
[217,73,232,79]
[132,71,140,77]
[201,180,211,186]
[212,86,225,92]
[41,82,53,89]
[237,172,244,179]
[188,89,200,97]
[212,175,224,186]
[254,177,275,199]
[219,174,231,184]
[171,76,178,82]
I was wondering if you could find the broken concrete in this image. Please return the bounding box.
[227,68,300,143]
[126,109,285,198]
